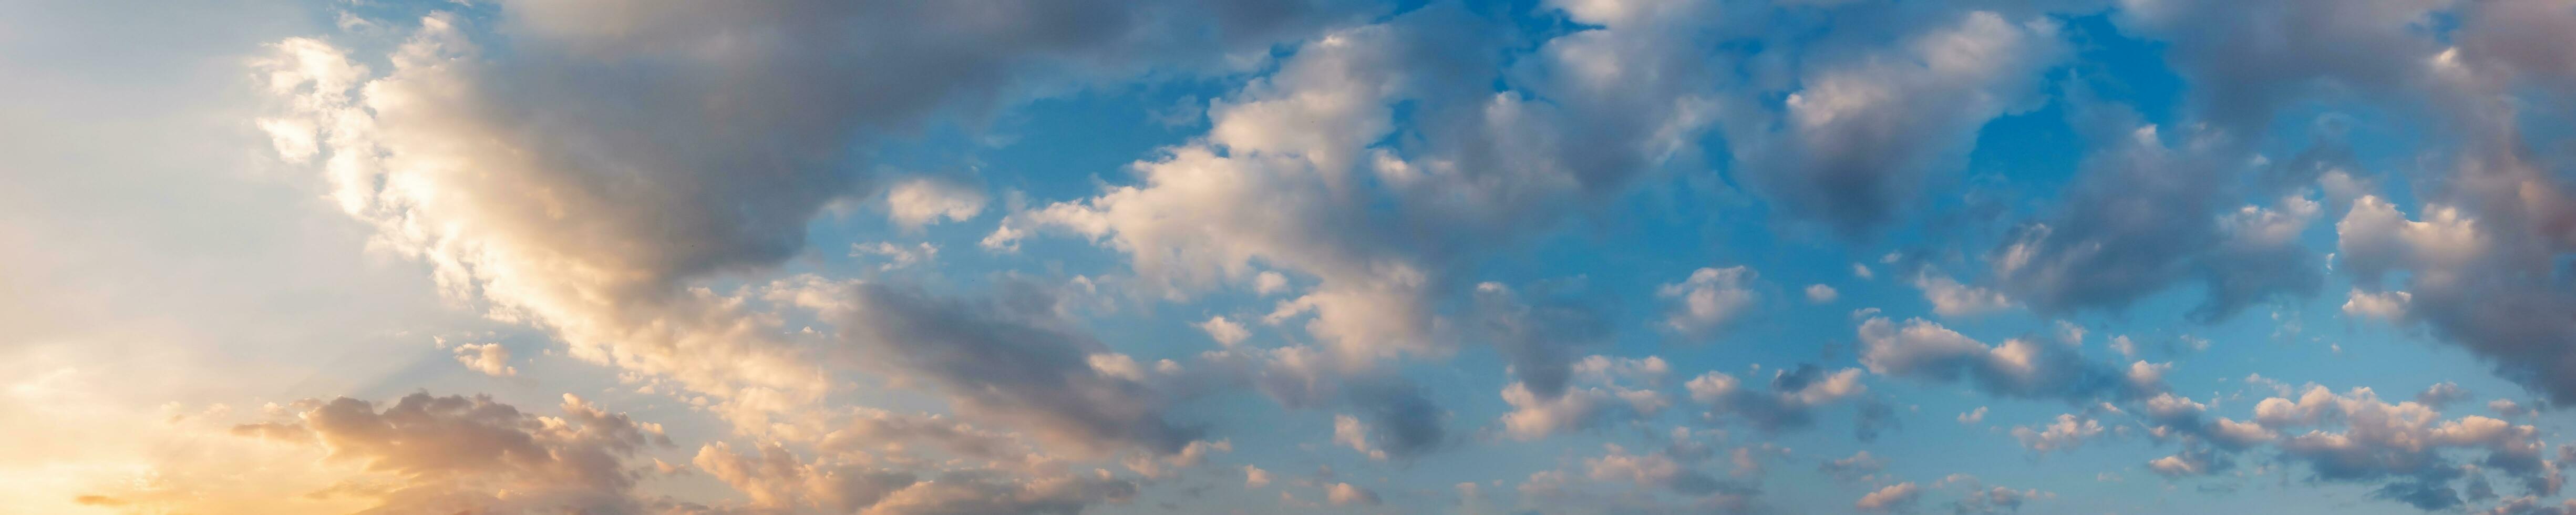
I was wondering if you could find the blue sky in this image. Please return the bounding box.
[6,0,2576,513]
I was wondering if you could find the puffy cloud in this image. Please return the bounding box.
[851,242,941,272]
[1326,482,1381,506]
[780,279,1201,456]
[2114,0,2450,130]
[221,392,671,512]
[2342,288,2413,322]
[1854,481,1921,512]
[2010,413,2105,454]
[1959,407,1988,424]
[1476,281,1613,400]
[1734,10,2069,233]
[2238,385,2559,510]
[818,408,1033,467]
[1820,451,1887,482]
[1659,266,1759,338]
[1326,377,1449,460]
[1198,315,1250,347]
[1987,116,2327,322]
[990,0,1737,372]
[2334,192,2576,402]
[2419,382,2471,408]
[1499,355,1671,440]
[257,0,1369,433]
[1953,485,2054,514]
[693,441,1138,514]
[1686,364,1866,432]
[1911,271,2014,317]
[1805,284,1840,304]
[1857,317,2161,403]
[448,342,516,377]
[1244,465,1272,489]
[882,177,987,229]
[1517,438,1760,512]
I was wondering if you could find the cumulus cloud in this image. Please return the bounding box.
[1805,284,1839,304]
[1855,481,1922,512]
[257,0,1370,436]
[694,441,1138,514]
[1857,316,2161,403]
[1820,451,1886,482]
[777,278,1201,456]
[1986,114,2327,322]
[1326,482,1381,506]
[989,0,1737,373]
[2011,413,2105,454]
[1731,9,2068,233]
[1198,315,1251,347]
[1686,364,1866,432]
[851,242,941,272]
[882,177,987,229]
[1500,355,1670,440]
[1520,437,1761,513]
[448,342,516,377]
[222,392,671,512]
[1659,266,1759,338]
[1911,271,2013,317]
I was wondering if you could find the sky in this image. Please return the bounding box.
[5,0,2576,513]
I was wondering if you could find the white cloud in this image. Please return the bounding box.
[1855,481,1921,512]
[2341,287,2412,322]
[2010,414,2105,454]
[1805,284,1839,304]
[450,343,516,377]
[1659,266,1758,338]
[1199,315,1250,346]
[1912,271,2013,317]
[883,177,987,229]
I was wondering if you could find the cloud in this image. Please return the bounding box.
[780,278,1201,456]
[1806,284,1839,304]
[1660,266,1759,338]
[1686,364,1866,432]
[990,0,1735,372]
[1733,10,2068,233]
[1477,281,1613,400]
[1857,316,2161,403]
[1198,316,1251,347]
[448,343,516,377]
[222,392,671,512]
[693,441,1138,514]
[1342,377,1447,459]
[1855,481,1921,512]
[2010,413,2105,454]
[2342,287,2414,322]
[1820,451,1887,482]
[1245,465,1272,489]
[1499,355,1671,440]
[1986,112,2327,322]
[257,0,1369,433]
[1326,482,1381,506]
[1910,271,2013,317]
[851,242,941,272]
[1520,437,1761,513]
[882,177,987,229]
